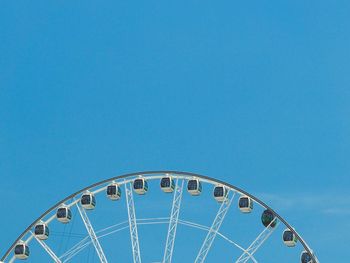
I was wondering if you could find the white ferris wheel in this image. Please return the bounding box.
[1,171,319,263]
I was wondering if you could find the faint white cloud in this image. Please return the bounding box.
[322,208,350,215]
[255,192,350,216]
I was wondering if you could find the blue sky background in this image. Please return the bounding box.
[1,0,350,261]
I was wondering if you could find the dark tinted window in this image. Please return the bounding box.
[34,225,44,235]
[67,209,72,219]
[107,185,116,195]
[283,231,294,241]
[214,187,224,197]
[161,178,171,188]
[239,197,249,208]
[188,180,198,190]
[261,210,275,227]
[81,195,91,205]
[134,179,144,189]
[301,252,312,263]
[57,208,66,218]
[15,245,24,255]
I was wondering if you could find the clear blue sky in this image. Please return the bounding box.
[1,0,350,262]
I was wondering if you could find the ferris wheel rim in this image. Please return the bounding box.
[1,170,318,262]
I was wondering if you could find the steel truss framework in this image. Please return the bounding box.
[76,202,108,263]
[235,218,279,263]
[47,218,254,262]
[1,171,319,263]
[195,190,235,263]
[163,178,184,263]
[125,182,142,263]
[32,234,61,263]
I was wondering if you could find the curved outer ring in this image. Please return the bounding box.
[1,170,318,262]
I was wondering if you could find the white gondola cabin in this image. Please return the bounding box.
[238,195,253,213]
[81,192,96,210]
[106,183,121,200]
[160,176,175,193]
[187,179,202,196]
[301,251,313,263]
[133,177,148,195]
[261,209,277,228]
[56,206,72,223]
[283,228,298,247]
[34,222,49,240]
[14,241,29,260]
[213,185,228,202]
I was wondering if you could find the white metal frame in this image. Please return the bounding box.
[162,178,184,263]
[2,172,318,263]
[194,191,235,263]
[32,233,62,263]
[57,218,258,263]
[76,203,108,263]
[235,218,279,263]
[125,182,142,263]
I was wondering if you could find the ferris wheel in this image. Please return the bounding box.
[1,171,319,263]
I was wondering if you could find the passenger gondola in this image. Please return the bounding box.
[14,241,29,260]
[301,251,314,263]
[34,222,49,240]
[283,228,298,247]
[238,195,253,213]
[187,179,202,196]
[107,183,121,200]
[261,209,277,228]
[56,206,72,223]
[160,176,175,193]
[133,177,148,194]
[213,185,228,202]
[81,192,96,210]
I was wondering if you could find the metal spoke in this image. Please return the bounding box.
[58,217,257,263]
[194,191,235,263]
[75,203,108,263]
[31,233,61,263]
[162,179,184,263]
[235,218,279,263]
[125,182,142,263]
